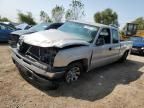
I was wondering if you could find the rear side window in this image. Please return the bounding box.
[112,29,119,43]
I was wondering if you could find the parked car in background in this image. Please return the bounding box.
[9,22,63,47]
[16,23,32,30]
[1,22,17,30]
[11,21,132,89]
[0,22,16,42]
[130,36,144,55]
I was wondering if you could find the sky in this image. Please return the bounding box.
[0,0,144,28]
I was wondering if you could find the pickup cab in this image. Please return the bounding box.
[11,21,132,87]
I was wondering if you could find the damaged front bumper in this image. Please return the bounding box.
[11,48,66,87]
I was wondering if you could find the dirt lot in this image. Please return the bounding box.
[0,44,144,108]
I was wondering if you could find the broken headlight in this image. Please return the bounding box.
[40,47,58,66]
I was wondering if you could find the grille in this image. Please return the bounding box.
[18,42,58,66]
[19,42,29,54]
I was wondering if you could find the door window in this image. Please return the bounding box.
[96,28,111,45]
[112,29,119,43]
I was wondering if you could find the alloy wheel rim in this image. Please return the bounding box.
[66,67,80,83]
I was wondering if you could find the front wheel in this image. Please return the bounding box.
[65,62,83,84]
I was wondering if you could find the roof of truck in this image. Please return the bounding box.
[69,20,118,29]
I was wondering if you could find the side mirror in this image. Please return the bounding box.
[96,38,105,46]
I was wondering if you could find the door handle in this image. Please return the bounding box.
[109,47,112,51]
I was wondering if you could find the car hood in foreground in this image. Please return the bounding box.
[21,29,90,48]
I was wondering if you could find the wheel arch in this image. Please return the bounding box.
[67,58,89,72]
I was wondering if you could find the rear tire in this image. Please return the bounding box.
[119,51,129,62]
[65,62,83,84]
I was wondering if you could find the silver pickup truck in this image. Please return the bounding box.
[11,21,132,87]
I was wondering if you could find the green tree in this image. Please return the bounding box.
[52,5,65,22]
[65,0,85,20]
[0,16,10,22]
[94,8,118,26]
[40,11,52,23]
[17,11,36,25]
[132,17,144,30]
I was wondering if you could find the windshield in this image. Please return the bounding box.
[58,21,99,43]
[29,23,50,31]
[130,37,144,43]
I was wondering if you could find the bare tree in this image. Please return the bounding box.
[65,0,85,20]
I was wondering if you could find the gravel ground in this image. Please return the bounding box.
[0,44,144,108]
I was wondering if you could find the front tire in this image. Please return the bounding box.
[65,62,83,84]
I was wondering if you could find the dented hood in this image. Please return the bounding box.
[21,29,90,48]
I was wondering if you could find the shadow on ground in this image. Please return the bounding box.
[0,42,8,46]
[21,59,144,101]
[130,53,144,57]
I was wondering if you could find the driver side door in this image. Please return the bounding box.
[90,28,113,70]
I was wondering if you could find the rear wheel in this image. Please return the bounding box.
[65,62,83,84]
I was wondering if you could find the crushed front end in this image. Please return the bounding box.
[11,41,65,89]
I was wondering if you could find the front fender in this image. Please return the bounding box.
[53,46,92,67]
